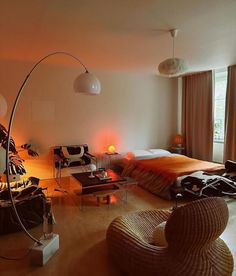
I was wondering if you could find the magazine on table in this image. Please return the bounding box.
[96,173,112,181]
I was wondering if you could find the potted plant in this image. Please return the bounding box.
[0,123,38,181]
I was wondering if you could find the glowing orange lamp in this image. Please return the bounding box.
[174,134,183,147]
[107,144,116,154]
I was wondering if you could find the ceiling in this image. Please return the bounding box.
[1,0,236,74]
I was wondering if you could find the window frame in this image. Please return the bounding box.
[213,68,227,143]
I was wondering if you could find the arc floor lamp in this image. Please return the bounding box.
[2,51,101,246]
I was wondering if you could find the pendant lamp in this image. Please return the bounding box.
[158,29,187,77]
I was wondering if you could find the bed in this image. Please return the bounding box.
[121,149,225,199]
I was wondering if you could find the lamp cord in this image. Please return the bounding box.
[5,52,89,245]
[0,247,32,261]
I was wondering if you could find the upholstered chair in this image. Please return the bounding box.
[106,197,234,276]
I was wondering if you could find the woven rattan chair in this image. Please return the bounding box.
[106,197,234,276]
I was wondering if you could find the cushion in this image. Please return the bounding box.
[61,146,86,167]
[54,145,91,168]
[62,146,84,160]
[126,149,172,160]
[148,149,172,156]
[126,149,153,160]
[132,149,153,157]
[0,179,39,201]
[0,178,34,192]
[153,221,168,247]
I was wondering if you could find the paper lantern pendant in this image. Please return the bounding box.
[158,29,188,77]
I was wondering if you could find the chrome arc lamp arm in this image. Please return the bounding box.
[5,51,101,244]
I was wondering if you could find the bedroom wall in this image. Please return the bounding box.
[0,59,178,160]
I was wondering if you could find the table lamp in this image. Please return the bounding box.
[174,134,183,147]
[107,144,116,154]
[88,163,96,178]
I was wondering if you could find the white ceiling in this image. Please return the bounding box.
[1,0,236,74]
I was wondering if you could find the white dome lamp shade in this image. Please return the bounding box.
[74,71,101,95]
[158,29,188,77]
[0,94,7,118]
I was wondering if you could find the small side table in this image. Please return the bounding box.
[102,152,122,169]
[115,177,138,203]
[170,147,185,155]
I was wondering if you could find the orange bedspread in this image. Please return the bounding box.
[136,155,224,181]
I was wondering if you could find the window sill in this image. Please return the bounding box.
[213,140,224,144]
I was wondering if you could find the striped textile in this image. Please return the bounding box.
[122,161,175,199]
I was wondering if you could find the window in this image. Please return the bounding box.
[214,68,227,142]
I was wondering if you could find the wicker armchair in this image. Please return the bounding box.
[106,197,234,276]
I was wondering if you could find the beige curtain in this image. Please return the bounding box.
[182,71,213,161]
[224,65,236,161]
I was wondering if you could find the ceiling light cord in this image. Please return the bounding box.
[170,29,178,59]
[5,52,90,245]
[172,36,175,58]
[158,28,187,76]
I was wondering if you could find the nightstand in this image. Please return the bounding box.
[102,152,122,170]
[170,147,185,155]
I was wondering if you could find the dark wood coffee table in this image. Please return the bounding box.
[71,170,126,206]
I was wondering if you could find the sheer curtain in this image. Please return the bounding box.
[224,64,236,161]
[182,71,213,161]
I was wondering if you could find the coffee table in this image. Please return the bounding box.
[71,170,126,206]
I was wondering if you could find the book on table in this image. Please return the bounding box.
[95,173,112,181]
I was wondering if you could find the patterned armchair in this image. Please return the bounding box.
[53,144,96,180]
[107,197,234,276]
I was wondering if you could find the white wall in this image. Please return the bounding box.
[0,59,178,160]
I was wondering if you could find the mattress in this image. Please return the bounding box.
[122,154,224,199]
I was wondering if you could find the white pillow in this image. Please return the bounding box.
[153,221,168,247]
[148,149,171,156]
[133,155,156,160]
[132,150,153,157]
[125,150,153,160]
[126,149,172,160]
